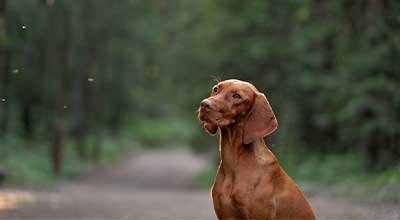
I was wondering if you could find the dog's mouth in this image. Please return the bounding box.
[198,105,234,124]
[198,107,219,134]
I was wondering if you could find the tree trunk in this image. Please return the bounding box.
[22,102,34,139]
[51,116,63,176]
[0,0,8,135]
[74,0,99,159]
[46,2,69,176]
[75,53,91,159]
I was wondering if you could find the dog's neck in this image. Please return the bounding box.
[218,123,276,173]
[219,124,244,168]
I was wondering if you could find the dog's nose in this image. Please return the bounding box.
[201,99,212,110]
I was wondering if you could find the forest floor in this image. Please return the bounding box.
[0,148,399,220]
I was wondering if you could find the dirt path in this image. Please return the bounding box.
[0,149,399,220]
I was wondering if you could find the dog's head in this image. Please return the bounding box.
[198,79,278,144]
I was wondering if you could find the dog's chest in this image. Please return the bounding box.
[211,169,273,219]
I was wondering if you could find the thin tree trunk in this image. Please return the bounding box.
[75,50,92,159]
[0,0,8,135]
[51,116,63,176]
[75,0,98,159]
[46,2,69,176]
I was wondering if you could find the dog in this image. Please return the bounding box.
[198,79,315,220]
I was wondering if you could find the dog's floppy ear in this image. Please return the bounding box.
[243,92,278,144]
[204,123,218,135]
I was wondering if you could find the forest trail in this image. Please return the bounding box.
[0,149,399,220]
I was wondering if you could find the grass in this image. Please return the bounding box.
[193,163,218,188]
[0,134,134,187]
[193,147,400,203]
[0,116,198,187]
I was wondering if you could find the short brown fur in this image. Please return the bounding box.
[198,79,315,220]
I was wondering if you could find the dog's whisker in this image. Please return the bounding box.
[210,75,221,83]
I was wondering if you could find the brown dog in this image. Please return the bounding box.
[198,79,315,220]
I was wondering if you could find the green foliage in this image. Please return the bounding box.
[0,136,55,186]
[200,0,400,169]
[193,148,400,201]
[0,135,132,186]
[126,117,197,147]
[279,151,365,183]
[1,0,399,186]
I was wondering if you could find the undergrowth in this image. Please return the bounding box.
[193,147,400,203]
[0,135,134,186]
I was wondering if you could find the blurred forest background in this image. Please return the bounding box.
[0,0,399,190]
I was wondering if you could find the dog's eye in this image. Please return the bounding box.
[213,87,219,94]
[232,93,241,99]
